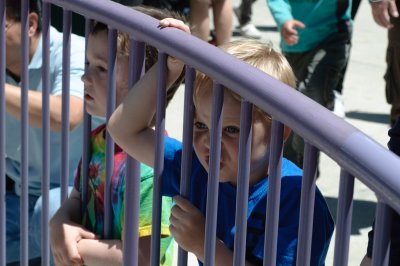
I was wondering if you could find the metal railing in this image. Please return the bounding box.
[1,0,400,265]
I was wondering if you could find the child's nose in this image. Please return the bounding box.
[81,72,92,85]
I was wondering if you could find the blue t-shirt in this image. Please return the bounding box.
[162,136,334,265]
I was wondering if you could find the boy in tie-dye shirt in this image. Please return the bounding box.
[49,6,184,265]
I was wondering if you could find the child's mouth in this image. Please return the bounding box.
[84,93,93,101]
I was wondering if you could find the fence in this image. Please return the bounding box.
[1,0,400,265]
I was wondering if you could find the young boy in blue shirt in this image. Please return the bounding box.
[108,18,334,265]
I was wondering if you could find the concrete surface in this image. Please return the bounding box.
[165,1,391,265]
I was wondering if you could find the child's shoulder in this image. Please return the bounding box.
[281,158,303,179]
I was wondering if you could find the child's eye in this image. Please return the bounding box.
[96,65,107,72]
[194,122,208,130]
[224,126,240,134]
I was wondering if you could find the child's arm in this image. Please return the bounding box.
[76,236,151,266]
[49,188,97,265]
[108,18,188,167]
[171,196,257,266]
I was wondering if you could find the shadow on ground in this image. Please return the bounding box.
[346,111,390,125]
[325,197,376,235]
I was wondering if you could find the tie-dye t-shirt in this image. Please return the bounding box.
[74,124,173,265]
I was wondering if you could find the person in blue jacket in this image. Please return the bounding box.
[268,0,352,168]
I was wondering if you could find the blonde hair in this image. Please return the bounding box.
[193,39,296,121]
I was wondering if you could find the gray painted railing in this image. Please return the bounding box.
[1,0,400,265]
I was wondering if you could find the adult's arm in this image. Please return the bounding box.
[5,83,83,131]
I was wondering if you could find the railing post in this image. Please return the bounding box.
[0,1,6,265]
[20,0,30,264]
[60,8,72,203]
[81,17,93,222]
[104,27,118,239]
[372,201,392,266]
[233,100,252,266]
[296,142,318,265]
[41,3,51,266]
[333,169,354,266]
[263,120,284,266]
[177,66,196,266]
[204,83,224,266]
[150,52,168,266]
[123,39,145,266]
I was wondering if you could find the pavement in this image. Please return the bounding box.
[165,1,391,265]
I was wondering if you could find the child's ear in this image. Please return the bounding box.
[28,12,39,37]
[283,126,292,142]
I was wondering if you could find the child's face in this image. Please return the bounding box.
[193,88,272,186]
[82,30,129,117]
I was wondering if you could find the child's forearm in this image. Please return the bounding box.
[77,236,152,266]
[50,188,81,228]
[77,239,123,266]
[108,60,183,167]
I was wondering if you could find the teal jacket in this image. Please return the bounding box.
[268,0,352,52]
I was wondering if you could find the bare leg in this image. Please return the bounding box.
[213,0,233,45]
[190,0,211,42]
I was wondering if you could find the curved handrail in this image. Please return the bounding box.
[45,0,400,213]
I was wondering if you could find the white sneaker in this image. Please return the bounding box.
[240,23,262,39]
[333,90,345,118]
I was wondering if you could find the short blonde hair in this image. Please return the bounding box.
[193,39,296,121]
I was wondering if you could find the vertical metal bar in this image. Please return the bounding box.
[20,0,30,264]
[233,100,252,266]
[41,3,51,266]
[372,202,392,266]
[295,142,318,266]
[204,83,224,266]
[333,169,354,266]
[150,52,168,266]
[263,120,284,266]
[0,1,6,265]
[104,27,117,239]
[81,18,93,214]
[123,40,145,266]
[177,65,195,266]
[61,9,72,202]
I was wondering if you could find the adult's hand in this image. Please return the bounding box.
[371,0,399,28]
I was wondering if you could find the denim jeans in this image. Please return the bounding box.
[6,186,72,265]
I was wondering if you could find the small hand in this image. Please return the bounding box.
[158,18,188,84]
[159,18,191,34]
[51,222,97,266]
[169,196,205,258]
[282,20,305,45]
[371,0,399,29]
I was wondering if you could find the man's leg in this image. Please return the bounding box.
[385,13,400,126]
[6,190,39,264]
